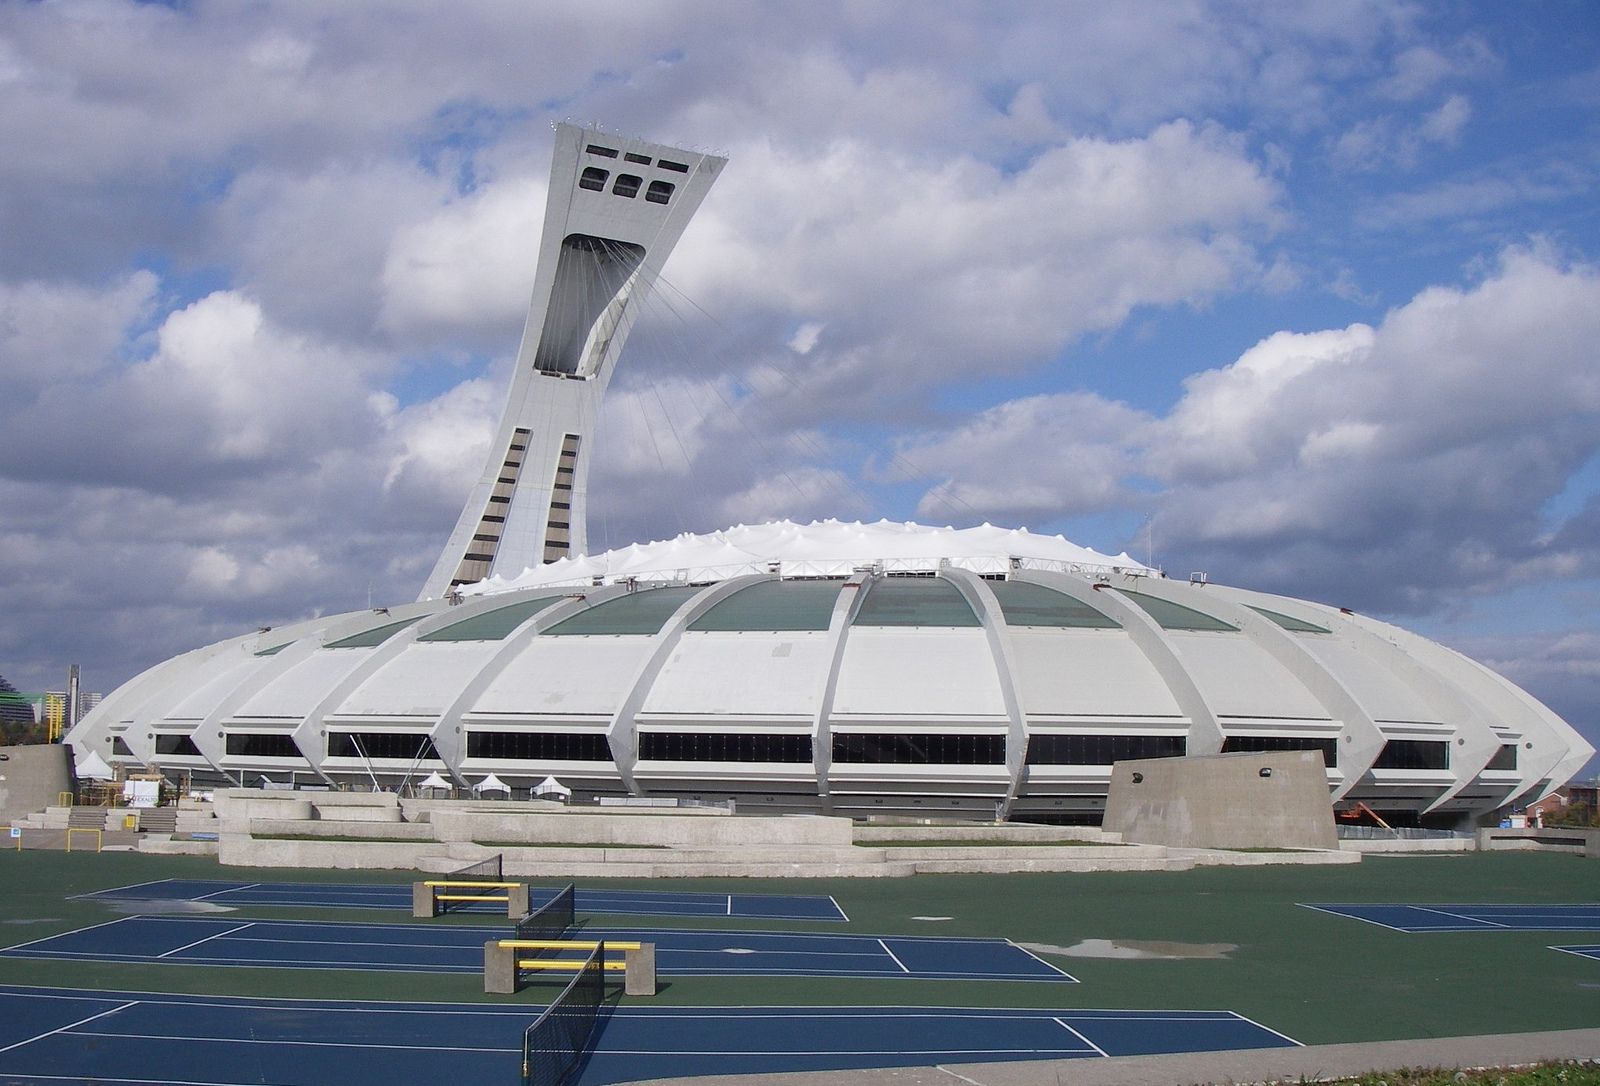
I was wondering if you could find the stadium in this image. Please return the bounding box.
[65,124,1593,829]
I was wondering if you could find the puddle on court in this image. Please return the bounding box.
[104,899,238,915]
[1020,938,1237,960]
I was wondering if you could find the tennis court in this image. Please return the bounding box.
[74,878,847,921]
[0,984,1296,1085]
[1301,902,1600,932]
[1551,944,1600,962]
[2,915,1076,982]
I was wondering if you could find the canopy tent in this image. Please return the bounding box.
[472,773,511,796]
[417,771,453,797]
[74,750,114,781]
[533,775,572,801]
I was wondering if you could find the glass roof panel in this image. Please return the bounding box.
[853,577,980,627]
[1116,590,1238,632]
[324,616,425,649]
[688,579,844,632]
[543,586,701,636]
[418,594,567,642]
[1246,605,1333,635]
[254,641,293,657]
[988,580,1120,628]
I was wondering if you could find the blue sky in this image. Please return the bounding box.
[1,1,1596,770]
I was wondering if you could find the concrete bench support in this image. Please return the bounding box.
[506,883,530,917]
[411,882,435,918]
[482,941,657,996]
[624,943,656,996]
[484,941,517,994]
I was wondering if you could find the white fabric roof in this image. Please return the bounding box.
[417,771,451,789]
[473,773,510,794]
[534,775,571,796]
[464,519,1152,597]
[75,749,114,780]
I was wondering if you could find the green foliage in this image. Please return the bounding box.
[1547,805,1599,828]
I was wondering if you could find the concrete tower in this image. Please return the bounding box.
[420,124,726,599]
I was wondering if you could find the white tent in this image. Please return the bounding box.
[472,773,511,796]
[533,775,571,802]
[417,772,453,797]
[74,750,114,781]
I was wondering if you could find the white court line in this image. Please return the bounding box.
[72,1029,513,1054]
[0,1075,267,1086]
[1413,906,1508,928]
[1005,939,1079,981]
[0,1000,139,1054]
[193,883,260,902]
[0,915,141,954]
[1052,1017,1109,1057]
[1295,903,1416,934]
[0,983,1259,1018]
[877,938,911,973]
[827,894,850,922]
[69,878,179,900]
[157,923,257,959]
[727,895,734,916]
[590,1047,1096,1056]
[1226,1009,1305,1047]
[1549,945,1600,961]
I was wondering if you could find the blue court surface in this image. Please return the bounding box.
[74,877,847,921]
[1,915,1075,982]
[0,984,1297,1085]
[1302,902,1600,933]
[1551,944,1600,962]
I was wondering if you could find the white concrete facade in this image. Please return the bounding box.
[65,544,1593,828]
[419,124,725,598]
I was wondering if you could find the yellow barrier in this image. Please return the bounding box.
[499,940,642,951]
[8,826,18,852]
[515,959,627,972]
[414,879,529,919]
[65,828,101,853]
[422,880,520,889]
[57,791,74,807]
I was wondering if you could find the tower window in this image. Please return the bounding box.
[659,159,689,173]
[646,180,675,205]
[579,167,609,191]
[586,144,618,158]
[624,152,652,165]
[613,174,642,199]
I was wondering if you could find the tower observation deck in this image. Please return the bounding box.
[419,124,726,599]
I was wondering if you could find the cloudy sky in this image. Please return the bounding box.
[2,1,1597,767]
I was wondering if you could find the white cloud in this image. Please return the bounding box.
[895,249,1600,610]
[665,121,1281,407]
[379,177,546,344]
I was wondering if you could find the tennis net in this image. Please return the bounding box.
[520,941,605,1086]
[449,853,503,882]
[516,883,576,942]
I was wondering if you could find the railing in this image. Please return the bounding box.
[65,828,101,853]
[1336,826,1471,840]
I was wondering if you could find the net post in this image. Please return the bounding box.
[624,942,656,996]
[507,882,531,918]
[412,882,437,918]
[484,939,518,994]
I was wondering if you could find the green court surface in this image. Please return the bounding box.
[0,849,1596,1047]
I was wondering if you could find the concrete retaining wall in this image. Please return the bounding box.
[1478,826,1599,857]
[219,835,445,870]
[245,819,437,841]
[1103,750,1338,850]
[0,744,74,825]
[428,810,853,847]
